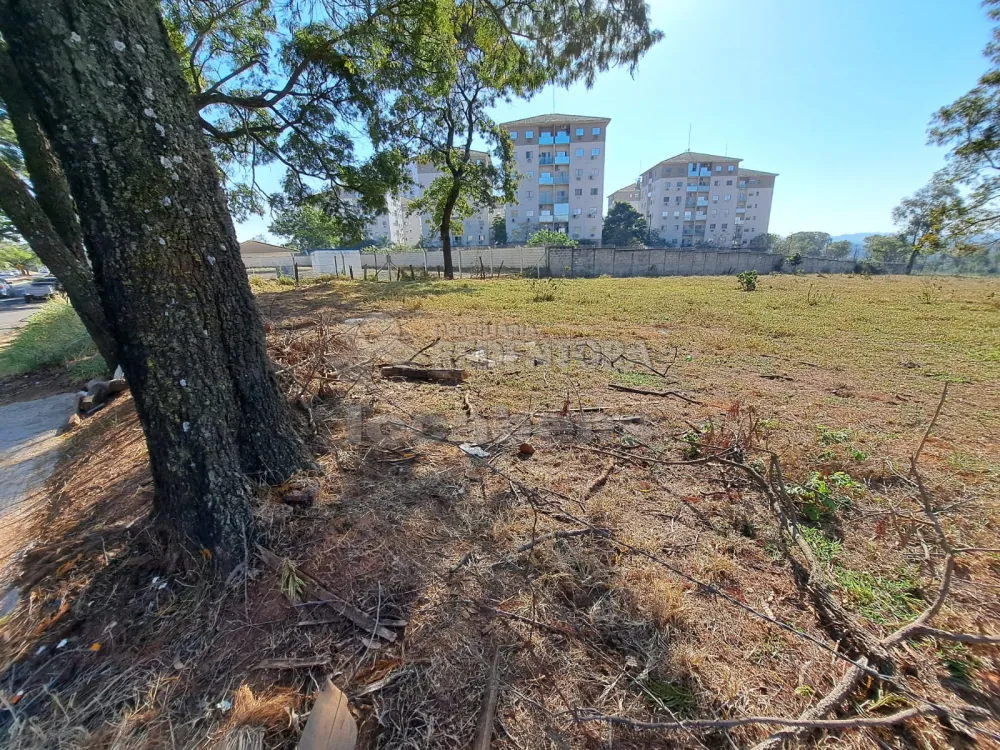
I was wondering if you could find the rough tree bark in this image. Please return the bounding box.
[0,160,118,373]
[439,182,461,280]
[0,0,306,567]
[0,46,118,372]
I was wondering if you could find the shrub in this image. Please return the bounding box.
[736,269,759,291]
[786,252,803,267]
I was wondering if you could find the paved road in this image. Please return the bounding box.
[0,393,77,515]
[0,300,40,339]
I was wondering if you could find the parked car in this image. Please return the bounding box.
[0,278,14,297]
[23,276,61,302]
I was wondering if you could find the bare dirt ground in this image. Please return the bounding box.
[0,274,998,750]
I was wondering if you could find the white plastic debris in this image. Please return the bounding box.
[216,699,232,712]
[57,638,69,649]
[459,443,489,459]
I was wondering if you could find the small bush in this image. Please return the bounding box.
[529,277,561,302]
[786,252,803,268]
[0,298,103,378]
[736,269,759,291]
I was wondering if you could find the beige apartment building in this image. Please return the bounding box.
[607,183,641,213]
[499,114,610,243]
[638,152,777,249]
[355,152,494,247]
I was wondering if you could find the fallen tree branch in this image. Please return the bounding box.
[379,364,464,385]
[909,626,1000,645]
[577,704,983,732]
[608,383,701,404]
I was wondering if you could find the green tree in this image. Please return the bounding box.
[863,234,909,264]
[748,232,781,252]
[783,231,831,257]
[490,213,507,244]
[527,229,577,247]
[824,240,854,259]
[269,203,347,251]
[922,1,1000,256]
[892,176,962,272]
[603,201,648,247]
[1,0,306,570]
[397,0,660,277]
[0,242,39,272]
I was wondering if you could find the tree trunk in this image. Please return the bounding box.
[906,248,919,275]
[0,160,117,372]
[0,0,306,567]
[0,46,87,262]
[440,181,462,280]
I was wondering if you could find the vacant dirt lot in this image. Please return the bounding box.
[2,273,998,749]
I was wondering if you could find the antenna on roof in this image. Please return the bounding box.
[725,142,728,157]
[687,124,691,152]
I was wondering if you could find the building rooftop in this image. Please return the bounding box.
[646,151,743,172]
[610,183,640,195]
[738,167,779,177]
[499,113,611,128]
[239,240,293,254]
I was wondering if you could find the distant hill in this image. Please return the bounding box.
[831,232,884,246]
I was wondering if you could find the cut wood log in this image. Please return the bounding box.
[298,677,357,750]
[379,365,464,385]
[258,546,397,642]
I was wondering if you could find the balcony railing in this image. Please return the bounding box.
[696,198,709,207]
[538,214,554,222]
[554,174,570,184]
[688,167,712,177]
[735,207,746,214]
[686,185,699,192]
[539,135,554,145]
[695,212,707,220]
[538,158,554,165]
[539,175,554,185]
[682,228,705,236]
[555,155,570,164]
[554,203,570,216]
[555,134,570,144]
[539,193,552,203]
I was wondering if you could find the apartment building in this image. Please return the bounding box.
[499,114,610,243]
[638,152,777,249]
[607,183,641,213]
[356,152,494,247]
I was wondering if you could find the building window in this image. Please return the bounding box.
[574,188,582,196]
[576,128,584,137]
[511,131,517,139]
[674,225,680,230]
[663,197,669,204]
[526,171,533,178]
[713,180,719,186]
[676,181,682,188]
[575,148,583,157]
[725,194,731,201]
[525,129,533,138]
[576,169,583,178]
[675,196,681,204]
[590,188,598,195]
[588,209,597,218]
[592,127,601,136]
[663,168,672,176]
[590,168,600,177]
[712,195,719,202]
[728,165,735,172]
[591,148,600,157]
[526,190,533,198]
[722,223,728,229]
[712,209,718,216]
[478,234,485,241]
[525,150,533,159]
[574,208,582,215]
[674,211,680,217]
[726,180,733,186]
[715,165,722,172]
[723,209,729,217]
[526,210,533,217]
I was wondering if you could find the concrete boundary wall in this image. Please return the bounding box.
[545,248,908,277]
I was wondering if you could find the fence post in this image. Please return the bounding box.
[611,247,616,277]
[423,250,428,276]
[592,247,597,278]
[458,248,463,277]
[661,249,667,276]
[519,245,524,274]
[293,262,299,284]
[489,246,495,277]
[570,246,575,278]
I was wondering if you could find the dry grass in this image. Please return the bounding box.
[1,273,998,749]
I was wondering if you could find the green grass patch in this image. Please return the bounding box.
[0,298,104,379]
[612,370,665,388]
[833,567,922,625]
[645,679,697,714]
[800,526,842,567]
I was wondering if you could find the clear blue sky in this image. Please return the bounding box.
[236,0,993,241]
